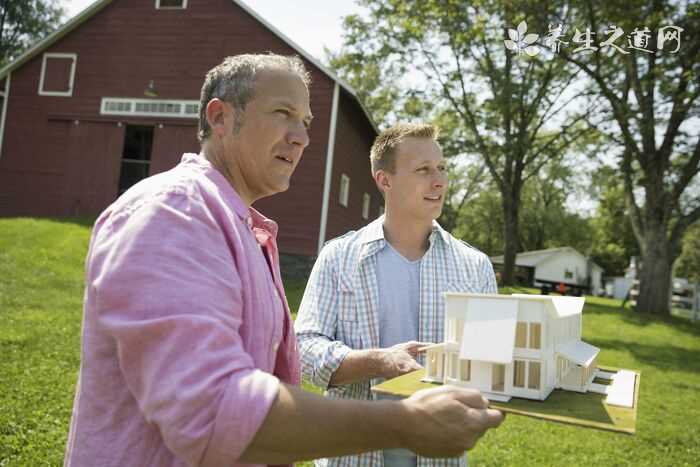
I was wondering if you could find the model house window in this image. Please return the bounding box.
[528,323,541,349]
[515,321,527,348]
[38,53,77,96]
[449,353,458,379]
[362,193,370,219]
[339,174,350,207]
[492,364,505,392]
[427,353,438,378]
[156,0,187,8]
[528,361,541,389]
[460,359,471,382]
[513,360,526,388]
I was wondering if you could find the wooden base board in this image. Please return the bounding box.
[372,365,640,434]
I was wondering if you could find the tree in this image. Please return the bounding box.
[0,0,64,67]
[589,167,641,276]
[675,223,700,284]
[329,0,598,285]
[560,0,700,314]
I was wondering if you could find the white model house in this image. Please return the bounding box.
[422,293,600,402]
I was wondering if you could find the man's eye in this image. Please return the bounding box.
[277,109,289,116]
[417,167,427,172]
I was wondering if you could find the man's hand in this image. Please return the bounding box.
[377,341,431,379]
[398,385,504,457]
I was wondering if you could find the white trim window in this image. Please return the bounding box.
[339,174,350,207]
[38,53,77,97]
[100,98,199,119]
[361,193,370,219]
[156,0,187,9]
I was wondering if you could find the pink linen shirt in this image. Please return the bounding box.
[64,153,300,467]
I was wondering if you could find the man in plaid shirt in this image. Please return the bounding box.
[295,123,499,467]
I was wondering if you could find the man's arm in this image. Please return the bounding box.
[240,382,504,464]
[295,243,427,387]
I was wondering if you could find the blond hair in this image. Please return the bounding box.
[369,123,439,174]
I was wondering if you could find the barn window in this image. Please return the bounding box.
[38,53,77,96]
[362,193,370,219]
[101,98,199,119]
[339,174,350,207]
[156,0,187,8]
[119,125,153,195]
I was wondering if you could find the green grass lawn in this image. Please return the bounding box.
[2,218,699,466]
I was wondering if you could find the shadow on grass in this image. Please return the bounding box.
[585,336,700,373]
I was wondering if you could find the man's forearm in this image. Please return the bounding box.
[328,349,384,386]
[240,382,403,464]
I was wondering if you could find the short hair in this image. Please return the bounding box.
[198,53,311,142]
[370,123,440,174]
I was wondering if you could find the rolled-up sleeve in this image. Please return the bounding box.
[294,243,352,389]
[480,253,498,294]
[89,191,278,466]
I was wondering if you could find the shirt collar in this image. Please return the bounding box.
[359,215,451,246]
[183,152,278,238]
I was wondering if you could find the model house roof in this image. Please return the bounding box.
[458,296,518,364]
[490,247,603,271]
[556,340,599,367]
[511,294,585,318]
[0,0,379,132]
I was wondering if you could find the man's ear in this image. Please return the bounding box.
[206,98,232,137]
[374,170,391,194]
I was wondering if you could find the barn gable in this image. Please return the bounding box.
[0,0,380,260]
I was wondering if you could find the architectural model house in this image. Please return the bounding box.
[422,293,618,404]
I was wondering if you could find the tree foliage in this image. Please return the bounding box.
[559,0,699,313]
[0,0,64,67]
[329,0,598,285]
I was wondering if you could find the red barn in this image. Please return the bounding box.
[0,0,381,270]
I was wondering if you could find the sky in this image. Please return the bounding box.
[63,0,361,63]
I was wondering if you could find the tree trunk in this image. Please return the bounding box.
[636,225,673,315]
[501,192,520,285]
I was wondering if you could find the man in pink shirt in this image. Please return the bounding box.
[64,54,503,467]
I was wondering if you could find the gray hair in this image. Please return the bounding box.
[198,53,311,142]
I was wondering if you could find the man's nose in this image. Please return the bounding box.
[288,121,310,148]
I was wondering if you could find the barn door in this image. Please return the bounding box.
[118,125,153,195]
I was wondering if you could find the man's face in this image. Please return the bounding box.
[381,137,448,221]
[221,69,312,203]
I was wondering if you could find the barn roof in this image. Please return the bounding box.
[0,0,379,133]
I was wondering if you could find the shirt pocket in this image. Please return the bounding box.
[336,278,362,349]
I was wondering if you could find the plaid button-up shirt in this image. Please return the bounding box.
[294,216,497,467]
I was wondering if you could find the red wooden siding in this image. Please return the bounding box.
[324,89,381,242]
[0,0,368,257]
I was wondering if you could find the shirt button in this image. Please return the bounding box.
[245,216,253,228]
[272,342,279,352]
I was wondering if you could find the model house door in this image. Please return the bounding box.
[492,364,506,392]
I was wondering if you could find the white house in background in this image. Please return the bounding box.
[422,293,601,402]
[490,247,605,295]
